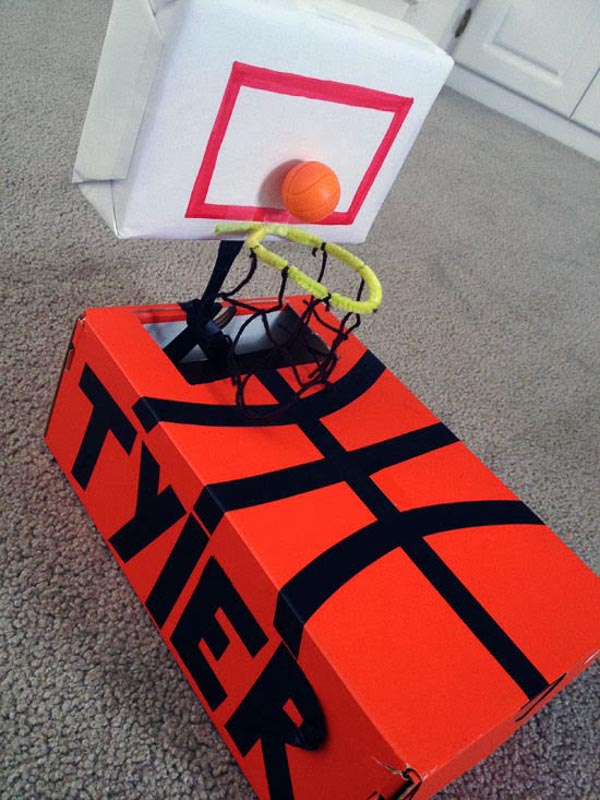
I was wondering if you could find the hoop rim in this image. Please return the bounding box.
[215,222,382,315]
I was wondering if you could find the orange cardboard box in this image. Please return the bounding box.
[46,297,600,800]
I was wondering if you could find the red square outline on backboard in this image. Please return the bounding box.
[185,62,413,225]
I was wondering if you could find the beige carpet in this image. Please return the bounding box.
[2,1,599,798]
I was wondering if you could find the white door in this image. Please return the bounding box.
[452,0,600,117]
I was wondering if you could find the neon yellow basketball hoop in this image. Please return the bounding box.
[215,223,382,315]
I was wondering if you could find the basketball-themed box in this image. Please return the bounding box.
[73,0,453,242]
[46,296,600,800]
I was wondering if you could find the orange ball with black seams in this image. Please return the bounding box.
[281,161,341,222]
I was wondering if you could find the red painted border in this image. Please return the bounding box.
[185,62,413,225]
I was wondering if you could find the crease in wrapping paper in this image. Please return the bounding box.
[72,0,164,184]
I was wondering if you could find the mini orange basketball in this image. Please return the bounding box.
[281,161,341,223]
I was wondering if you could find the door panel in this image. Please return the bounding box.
[453,0,600,116]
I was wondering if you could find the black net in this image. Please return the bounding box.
[181,242,367,422]
[217,247,364,416]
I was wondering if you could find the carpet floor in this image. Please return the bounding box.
[1,2,599,798]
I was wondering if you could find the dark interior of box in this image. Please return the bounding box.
[143,304,331,384]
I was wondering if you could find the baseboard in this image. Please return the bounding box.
[447,65,600,162]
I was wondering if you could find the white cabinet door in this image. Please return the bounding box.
[452,0,600,116]
[572,70,600,134]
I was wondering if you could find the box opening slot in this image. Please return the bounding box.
[144,304,331,385]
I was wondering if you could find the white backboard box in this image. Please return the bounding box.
[74,0,453,242]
